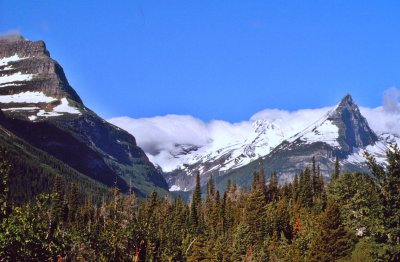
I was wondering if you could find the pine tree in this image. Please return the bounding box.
[186,236,210,261]
[0,148,11,220]
[51,175,64,225]
[311,157,320,197]
[366,146,400,260]
[267,172,279,202]
[309,201,354,261]
[332,157,340,180]
[67,183,79,223]
[252,171,259,191]
[293,174,299,202]
[298,168,313,208]
[190,172,202,234]
[192,172,201,208]
[258,167,267,199]
[244,177,267,250]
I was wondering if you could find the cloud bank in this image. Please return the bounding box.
[109,88,400,166]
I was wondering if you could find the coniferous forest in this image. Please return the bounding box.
[0,146,400,261]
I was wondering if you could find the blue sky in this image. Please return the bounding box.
[1,1,399,122]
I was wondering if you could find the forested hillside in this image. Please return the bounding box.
[1,146,399,261]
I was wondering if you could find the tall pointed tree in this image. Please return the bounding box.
[366,146,400,260]
[332,157,340,180]
[190,172,202,234]
[51,175,64,224]
[0,148,11,220]
[309,201,354,261]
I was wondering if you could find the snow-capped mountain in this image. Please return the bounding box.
[163,95,398,191]
[161,119,294,191]
[0,36,168,197]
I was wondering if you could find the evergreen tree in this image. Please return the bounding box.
[267,172,279,202]
[192,172,201,208]
[190,172,202,234]
[67,183,79,223]
[309,201,355,261]
[252,171,259,191]
[332,157,340,180]
[186,236,210,261]
[244,178,267,251]
[298,168,313,208]
[366,146,400,261]
[0,149,11,220]
[51,175,64,225]
[258,167,267,200]
[292,174,299,202]
[311,157,321,197]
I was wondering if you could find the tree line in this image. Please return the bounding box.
[0,147,400,261]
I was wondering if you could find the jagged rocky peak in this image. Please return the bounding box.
[328,94,378,151]
[0,35,50,58]
[0,36,83,120]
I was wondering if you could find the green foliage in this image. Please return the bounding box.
[0,194,69,261]
[329,172,383,237]
[3,150,400,261]
[0,148,11,220]
[309,201,355,261]
[365,145,400,261]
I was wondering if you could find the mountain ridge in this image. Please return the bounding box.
[160,94,395,191]
[0,37,169,199]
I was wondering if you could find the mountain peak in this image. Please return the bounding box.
[0,38,83,120]
[328,94,378,151]
[339,94,353,105]
[0,37,50,58]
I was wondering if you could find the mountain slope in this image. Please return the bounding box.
[218,95,391,189]
[165,95,396,191]
[0,36,168,198]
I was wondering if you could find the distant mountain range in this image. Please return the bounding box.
[113,95,399,192]
[0,36,168,201]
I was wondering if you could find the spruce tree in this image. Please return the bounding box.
[298,168,313,208]
[332,157,340,180]
[366,146,400,260]
[252,171,259,191]
[51,175,64,225]
[192,172,201,208]
[267,172,279,202]
[258,167,267,199]
[190,172,202,234]
[309,201,354,261]
[0,149,11,220]
[67,183,79,223]
[311,157,320,197]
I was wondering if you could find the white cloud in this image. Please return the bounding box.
[108,88,400,169]
[383,87,400,113]
[109,115,211,155]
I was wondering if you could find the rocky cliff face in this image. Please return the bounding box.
[328,95,378,153]
[0,36,168,196]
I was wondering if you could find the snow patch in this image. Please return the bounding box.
[28,115,37,121]
[53,98,81,114]
[37,110,62,118]
[169,185,182,191]
[0,91,57,103]
[0,72,34,85]
[2,106,39,111]
[301,120,340,147]
[0,54,27,67]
